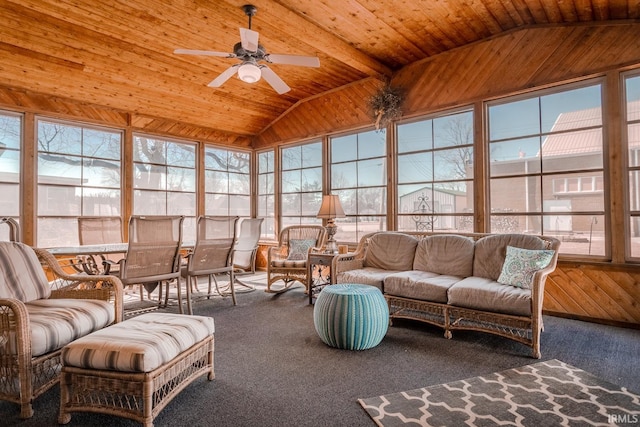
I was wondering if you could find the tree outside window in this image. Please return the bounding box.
[37,119,122,247]
[133,135,196,241]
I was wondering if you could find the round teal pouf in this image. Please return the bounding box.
[313,284,389,350]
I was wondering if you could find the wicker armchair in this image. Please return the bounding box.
[0,217,123,418]
[266,225,326,294]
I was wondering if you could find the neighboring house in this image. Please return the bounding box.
[398,186,467,231]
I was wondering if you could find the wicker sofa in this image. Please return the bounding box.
[333,231,560,358]
[0,236,123,418]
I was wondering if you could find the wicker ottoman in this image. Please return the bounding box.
[313,283,389,350]
[58,312,215,427]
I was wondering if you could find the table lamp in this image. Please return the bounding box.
[317,194,346,254]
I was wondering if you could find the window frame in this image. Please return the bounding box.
[0,109,22,240]
[485,78,608,259]
[36,117,123,247]
[623,70,640,261]
[203,144,251,217]
[329,128,387,243]
[279,139,323,228]
[395,107,475,233]
[257,148,276,239]
[132,132,197,241]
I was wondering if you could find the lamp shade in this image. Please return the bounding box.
[317,195,346,219]
[237,63,261,83]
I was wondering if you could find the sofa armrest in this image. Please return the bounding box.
[331,232,376,276]
[0,297,31,359]
[332,254,364,276]
[529,236,561,325]
[332,250,366,276]
[34,248,124,323]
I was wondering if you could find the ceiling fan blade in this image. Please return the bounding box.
[266,54,320,68]
[260,66,291,94]
[174,49,235,58]
[240,28,259,52]
[207,65,240,87]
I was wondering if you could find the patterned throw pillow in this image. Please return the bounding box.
[497,246,555,289]
[287,239,317,261]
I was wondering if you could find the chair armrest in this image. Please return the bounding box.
[268,245,287,263]
[34,248,124,323]
[0,298,32,359]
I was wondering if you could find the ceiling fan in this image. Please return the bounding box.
[174,4,320,94]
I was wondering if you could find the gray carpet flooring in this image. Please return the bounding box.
[2,273,639,426]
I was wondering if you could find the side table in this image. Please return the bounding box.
[307,252,337,304]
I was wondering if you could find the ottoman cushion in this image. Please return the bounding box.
[62,312,214,373]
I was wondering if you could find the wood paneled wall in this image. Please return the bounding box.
[255,78,383,147]
[0,86,252,147]
[546,263,640,327]
[394,23,640,117]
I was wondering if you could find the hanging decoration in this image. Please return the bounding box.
[369,83,404,130]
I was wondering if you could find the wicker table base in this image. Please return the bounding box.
[58,333,214,427]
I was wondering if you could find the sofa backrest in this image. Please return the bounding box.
[413,234,475,277]
[0,241,51,302]
[364,232,418,271]
[473,234,550,280]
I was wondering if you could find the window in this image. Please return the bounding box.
[0,111,21,240]
[625,73,640,259]
[133,135,196,241]
[487,82,605,256]
[37,119,122,247]
[396,110,474,232]
[257,149,275,239]
[280,141,323,228]
[204,146,250,217]
[330,130,386,242]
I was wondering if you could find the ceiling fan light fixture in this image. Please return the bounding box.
[238,63,261,83]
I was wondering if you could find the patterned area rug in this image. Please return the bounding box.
[359,359,640,426]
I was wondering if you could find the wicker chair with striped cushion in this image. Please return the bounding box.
[0,218,124,419]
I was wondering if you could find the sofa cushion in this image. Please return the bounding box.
[384,271,462,304]
[364,232,418,271]
[447,277,531,316]
[20,298,115,357]
[473,234,549,281]
[62,312,215,372]
[497,246,555,289]
[413,234,475,277]
[0,242,52,302]
[337,268,399,291]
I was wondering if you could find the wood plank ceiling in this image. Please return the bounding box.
[0,0,638,146]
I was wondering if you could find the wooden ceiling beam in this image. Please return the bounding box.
[253,1,392,78]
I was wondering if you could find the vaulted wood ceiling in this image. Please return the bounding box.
[0,0,638,146]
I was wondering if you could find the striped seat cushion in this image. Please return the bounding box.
[62,313,215,372]
[23,299,116,357]
[0,241,51,302]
